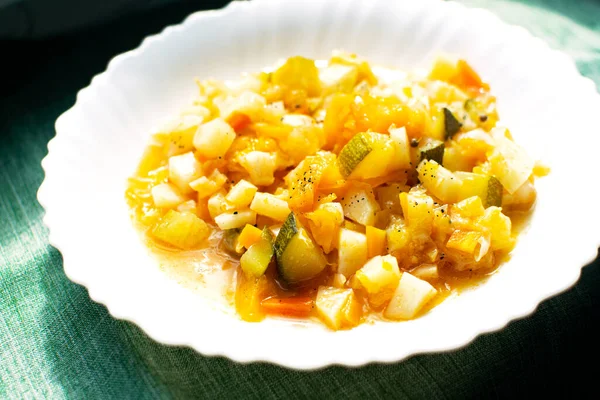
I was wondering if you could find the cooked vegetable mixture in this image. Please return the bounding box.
[126,52,544,330]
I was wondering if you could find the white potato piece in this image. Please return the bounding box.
[384,272,437,320]
[249,192,291,221]
[214,210,257,230]
[315,287,361,330]
[238,151,277,186]
[341,186,380,226]
[151,183,186,208]
[168,152,203,194]
[226,180,258,207]
[194,118,236,159]
[337,228,368,277]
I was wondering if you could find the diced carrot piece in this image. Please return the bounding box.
[456,60,489,91]
[237,224,262,250]
[366,226,386,258]
[260,297,314,317]
[227,112,252,132]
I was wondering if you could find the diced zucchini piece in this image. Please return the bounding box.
[272,56,321,96]
[193,118,236,159]
[151,183,187,208]
[274,212,327,284]
[454,171,502,208]
[419,139,445,165]
[443,107,462,139]
[384,272,437,320]
[250,192,291,222]
[418,160,502,207]
[151,210,210,250]
[222,228,243,254]
[337,228,368,277]
[190,169,227,198]
[226,179,258,207]
[214,210,257,230]
[238,151,277,186]
[355,255,401,308]
[240,228,274,277]
[340,185,380,226]
[168,152,203,194]
[315,287,362,330]
[489,127,534,194]
[338,132,396,179]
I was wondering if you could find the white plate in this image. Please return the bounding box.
[38,0,600,369]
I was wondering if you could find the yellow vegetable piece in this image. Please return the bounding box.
[236,224,263,252]
[315,287,362,330]
[151,210,211,250]
[366,226,386,258]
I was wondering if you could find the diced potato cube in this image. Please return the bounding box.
[151,210,210,250]
[281,114,314,127]
[207,191,235,219]
[320,64,359,93]
[176,200,197,214]
[454,196,485,217]
[151,183,186,208]
[411,264,439,280]
[341,186,380,226]
[218,91,266,121]
[355,255,401,308]
[388,126,411,170]
[249,192,291,222]
[337,228,368,277]
[384,272,437,320]
[189,169,227,198]
[160,115,204,156]
[226,179,258,207]
[315,287,362,330]
[194,118,236,159]
[356,255,401,294]
[386,218,410,252]
[214,210,257,230]
[168,152,203,194]
[238,151,277,186]
[489,128,534,194]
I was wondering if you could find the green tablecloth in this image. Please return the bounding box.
[1,0,600,398]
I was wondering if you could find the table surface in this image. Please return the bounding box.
[1,0,600,398]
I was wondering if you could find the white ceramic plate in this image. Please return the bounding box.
[38,0,600,369]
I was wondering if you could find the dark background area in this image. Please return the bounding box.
[1,0,600,398]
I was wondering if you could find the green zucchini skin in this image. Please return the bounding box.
[485,176,503,208]
[338,133,373,178]
[274,212,298,261]
[443,107,462,139]
[419,140,445,165]
[274,212,327,284]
